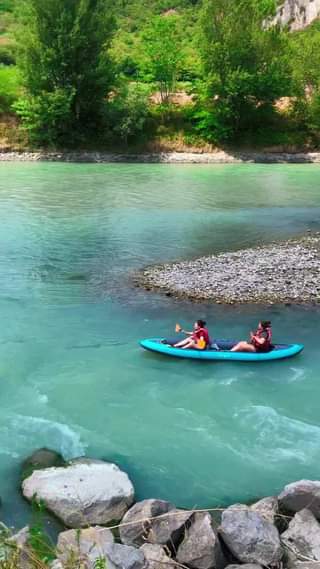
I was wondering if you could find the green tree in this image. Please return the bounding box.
[197,0,291,141]
[108,82,151,145]
[15,0,115,145]
[140,15,183,103]
[288,22,320,142]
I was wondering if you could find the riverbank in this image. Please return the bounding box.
[5,449,320,569]
[2,150,320,163]
[138,235,320,304]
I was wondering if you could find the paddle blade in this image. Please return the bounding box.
[175,323,182,333]
[197,338,206,349]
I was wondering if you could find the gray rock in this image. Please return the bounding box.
[150,509,192,551]
[120,499,174,547]
[58,528,144,569]
[226,565,262,569]
[22,458,134,527]
[272,0,320,31]
[106,543,146,569]
[57,526,114,566]
[219,504,282,565]
[120,499,191,551]
[8,526,31,569]
[177,512,226,569]
[21,448,65,480]
[282,509,320,562]
[140,544,173,569]
[251,497,278,524]
[279,480,320,518]
[290,564,320,569]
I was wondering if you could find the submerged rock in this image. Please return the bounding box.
[22,458,134,527]
[119,499,191,551]
[281,509,320,562]
[176,512,226,569]
[279,480,320,518]
[219,504,282,565]
[21,448,65,480]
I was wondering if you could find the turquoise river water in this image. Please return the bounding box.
[0,162,320,528]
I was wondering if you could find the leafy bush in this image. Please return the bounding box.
[0,65,20,112]
[13,88,75,146]
[108,82,151,145]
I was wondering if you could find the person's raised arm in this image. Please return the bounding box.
[175,323,193,336]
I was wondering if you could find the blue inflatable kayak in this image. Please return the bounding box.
[140,338,304,362]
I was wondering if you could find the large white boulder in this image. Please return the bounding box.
[22,458,134,527]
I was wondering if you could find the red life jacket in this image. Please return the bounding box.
[253,327,272,351]
[193,327,210,347]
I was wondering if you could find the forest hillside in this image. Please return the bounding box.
[1,0,320,151]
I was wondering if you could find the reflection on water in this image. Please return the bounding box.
[0,162,320,525]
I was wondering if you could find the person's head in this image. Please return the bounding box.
[194,319,206,330]
[258,320,271,330]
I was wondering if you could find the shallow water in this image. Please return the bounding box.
[0,162,320,527]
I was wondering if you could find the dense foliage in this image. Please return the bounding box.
[1,0,320,148]
[14,0,115,145]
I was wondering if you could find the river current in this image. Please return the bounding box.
[0,162,319,526]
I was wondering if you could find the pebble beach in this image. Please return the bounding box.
[138,235,320,304]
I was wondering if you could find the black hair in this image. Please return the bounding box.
[261,320,271,329]
[197,319,206,328]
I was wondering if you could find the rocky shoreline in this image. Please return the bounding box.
[5,448,320,569]
[138,236,320,305]
[2,150,320,163]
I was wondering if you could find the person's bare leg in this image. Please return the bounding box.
[173,338,190,348]
[231,341,256,353]
[182,339,195,349]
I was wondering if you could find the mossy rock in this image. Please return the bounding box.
[21,448,66,481]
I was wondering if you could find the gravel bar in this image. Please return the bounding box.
[138,236,320,304]
[2,150,320,163]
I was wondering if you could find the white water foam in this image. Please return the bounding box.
[287,367,307,383]
[0,414,86,460]
[234,405,320,466]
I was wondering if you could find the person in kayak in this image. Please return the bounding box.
[231,321,272,353]
[173,320,210,350]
